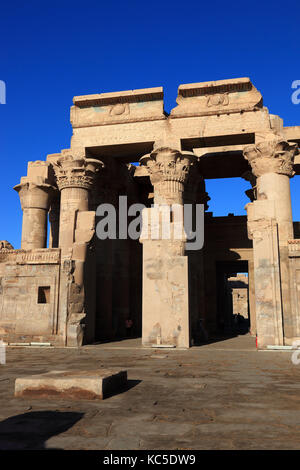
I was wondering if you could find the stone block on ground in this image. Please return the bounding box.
[15,369,127,400]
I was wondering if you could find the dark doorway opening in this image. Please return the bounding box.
[216,260,250,336]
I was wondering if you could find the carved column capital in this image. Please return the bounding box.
[243,139,298,178]
[14,181,55,210]
[53,154,104,190]
[140,148,197,185]
[139,148,197,204]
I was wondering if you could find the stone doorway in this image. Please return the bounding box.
[91,155,145,344]
[216,260,250,336]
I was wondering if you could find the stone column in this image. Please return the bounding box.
[139,147,197,348]
[14,180,54,249]
[54,155,104,248]
[243,139,297,241]
[53,154,104,347]
[243,138,298,346]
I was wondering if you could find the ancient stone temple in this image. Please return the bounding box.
[1,77,300,349]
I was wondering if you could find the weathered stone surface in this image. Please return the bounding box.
[171,77,263,118]
[1,78,300,349]
[71,87,165,128]
[243,139,298,178]
[228,274,248,319]
[15,369,127,400]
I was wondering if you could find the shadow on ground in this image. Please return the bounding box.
[0,411,84,450]
[107,379,141,398]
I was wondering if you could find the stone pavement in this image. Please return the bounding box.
[0,334,300,450]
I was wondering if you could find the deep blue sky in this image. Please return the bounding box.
[1,0,300,248]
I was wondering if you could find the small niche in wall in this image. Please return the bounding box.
[37,286,50,304]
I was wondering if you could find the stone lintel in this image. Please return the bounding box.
[171,77,263,118]
[73,87,163,107]
[15,369,128,400]
[71,88,165,128]
[194,144,244,157]
[178,77,252,97]
[283,126,300,143]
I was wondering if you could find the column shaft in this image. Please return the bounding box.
[59,187,89,247]
[257,172,293,242]
[21,208,48,250]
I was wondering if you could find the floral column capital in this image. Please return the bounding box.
[243,139,298,178]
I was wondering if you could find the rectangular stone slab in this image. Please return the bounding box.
[15,369,127,400]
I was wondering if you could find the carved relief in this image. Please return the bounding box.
[247,218,276,240]
[0,249,60,264]
[288,240,300,257]
[206,92,229,107]
[109,103,130,116]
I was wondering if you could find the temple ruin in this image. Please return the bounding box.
[1,77,300,349]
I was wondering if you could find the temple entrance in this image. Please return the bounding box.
[216,260,250,336]
[93,229,143,343]
[91,154,146,344]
